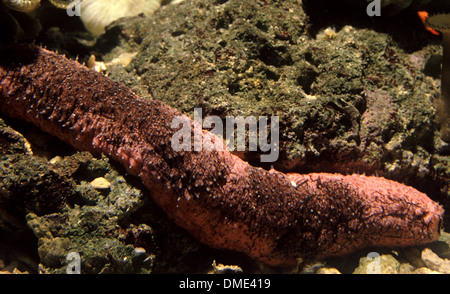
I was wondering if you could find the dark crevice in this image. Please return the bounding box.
[302,0,439,53]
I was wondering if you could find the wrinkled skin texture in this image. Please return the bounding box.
[0,44,444,266]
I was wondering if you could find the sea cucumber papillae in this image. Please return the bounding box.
[0,44,444,267]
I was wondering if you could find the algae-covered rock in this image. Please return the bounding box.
[22,154,157,273]
[0,153,77,226]
[23,171,155,273]
[0,119,203,273]
[1,0,450,273]
[0,120,158,273]
[97,0,449,198]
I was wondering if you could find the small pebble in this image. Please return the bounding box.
[90,177,111,190]
[316,267,341,274]
[87,55,107,72]
[421,248,450,274]
[134,247,146,255]
[49,156,63,164]
[208,260,243,274]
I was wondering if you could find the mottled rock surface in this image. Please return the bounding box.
[99,0,449,200]
[0,0,449,273]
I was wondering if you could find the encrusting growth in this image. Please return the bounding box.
[0,44,444,267]
[425,13,450,143]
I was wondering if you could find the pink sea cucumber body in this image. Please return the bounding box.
[0,45,444,266]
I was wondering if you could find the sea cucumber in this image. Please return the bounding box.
[0,44,444,266]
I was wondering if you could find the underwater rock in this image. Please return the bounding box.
[0,118,32,156]
[0,153,77,227]
[98,0,448,196]
[0,0,449,273]
[0,119,158,273]
[207,260,243,274]
[421,248,450,273]
[23,154,157,274]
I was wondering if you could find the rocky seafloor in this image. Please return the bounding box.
[0,0,450,273]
